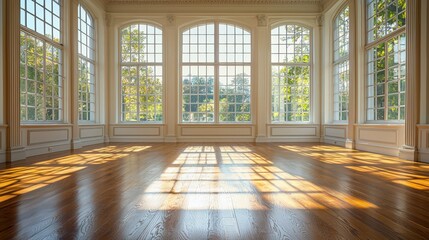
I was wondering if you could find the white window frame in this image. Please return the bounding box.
[20,0,64,123]
[77,3,96,123]
[179,21,252,124]
[333,5,350,122]
[365,0,406,123]
[119,23,164,123]
[270,23,313,124]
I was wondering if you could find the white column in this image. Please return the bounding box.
[346,0,358,149]
[164,15,178,142]
[255,15,268,142]
[5,0,25,161]
[400,0,421,160]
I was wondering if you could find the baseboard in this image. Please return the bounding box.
[418,151,429,163]
[355,142,400,157]
[25,142,71,158]
[265,137,321,143]
[164,136,177,143]
[109,137,165,143]
[0,151,5,163]
[323,137,346,147]
[255,136,268,142]
[73,138,105,149]
[399,147,418,161]
[5,147,27,162]
[176,137,255,143]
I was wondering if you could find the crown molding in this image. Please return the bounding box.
[104,0,321,5]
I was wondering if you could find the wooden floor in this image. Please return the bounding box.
[1,143,429,240]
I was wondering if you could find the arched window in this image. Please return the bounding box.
[20,0,63,122]
[181,22,251,123]
[120,24,163,122]
[78,4,96,122]
[333,6,350,122]
[366,0,406,121]
[271,24,311,122]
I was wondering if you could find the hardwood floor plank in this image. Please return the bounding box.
[1,143,429,239]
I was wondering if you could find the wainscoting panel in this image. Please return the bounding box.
[177,125,255,142]
[323,124,347,146]
[28,129,69,146]
[21,125,73,157]
[355,125,404,156]
[79,126,104,139]
[109,124,164,142]
[267,124,320,142]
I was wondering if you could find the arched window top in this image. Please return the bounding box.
[271,24,311,64]
[181,22,251,64]
[120,23,163,64]
[78,4,94,29]
[334,5,349,61]
[78,4,95,61]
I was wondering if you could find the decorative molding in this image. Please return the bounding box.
[324,126,346,139]
[257,15,267,27]
[270,126,318,137]
[316,14,323,26]
[104,0,321,5]
[180,126,253,137]
[167,15,175,25]
[112,126,161,136]
[27,129,70,146]
[79,127,104,139]
[357,128,398,145]
[105,13,112,27]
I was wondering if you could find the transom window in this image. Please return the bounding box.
[120,24,163,123]
[366,0,406,121]
[271,24,311,123]
[333,6,350,122]
[181,22,251,123]
[78,4,96,122]
[20,0,63,122]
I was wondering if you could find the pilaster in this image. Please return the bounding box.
[346,0,357,149]
[164,15,178,142]
[255,15,268,142]
[400,0,420,161]
[5,0,25,161]
[71,0,81,149]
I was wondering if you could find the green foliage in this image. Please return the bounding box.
[20,31,61,121]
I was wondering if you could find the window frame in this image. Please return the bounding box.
[332,5,350,123]
[270,22,313,124]
[20,0,65,123]
[118,22,164,124]
[364,0,406,123]
[178,20,253,124]
[77,2,97,123]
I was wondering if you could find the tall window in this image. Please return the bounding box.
[120,24,163,122]
[78,4,96,122]
[333,6,350,121]
[20,0,63,122]
[366,0,406,121]
[181,22,251,123]
[271,24,311,122]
